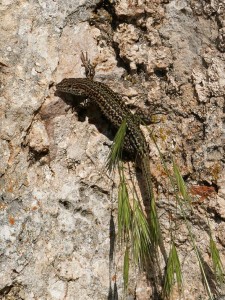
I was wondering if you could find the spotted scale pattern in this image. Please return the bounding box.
[56,78,149,158]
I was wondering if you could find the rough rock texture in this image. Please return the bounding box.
[0,0,225,299]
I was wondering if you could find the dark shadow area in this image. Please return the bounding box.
[0,285,13,297]
[0,284,24,299]
[55,90,135,162]
[108,212,118,300]
[201,254,220,297]
[55,90,117,143]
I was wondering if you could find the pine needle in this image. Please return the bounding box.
[106,119,127,172]
[118,165,132,243]
[210,236,225,285]
[131,199,152,266]
[163,242,182,299]
[172,159,191,205]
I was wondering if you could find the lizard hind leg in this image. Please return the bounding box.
[134,106,167,125]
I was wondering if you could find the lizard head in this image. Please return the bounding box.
[56,78,88,96]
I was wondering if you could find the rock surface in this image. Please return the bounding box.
[0,0,225,299]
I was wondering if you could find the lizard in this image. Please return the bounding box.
[56,52,167,262]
